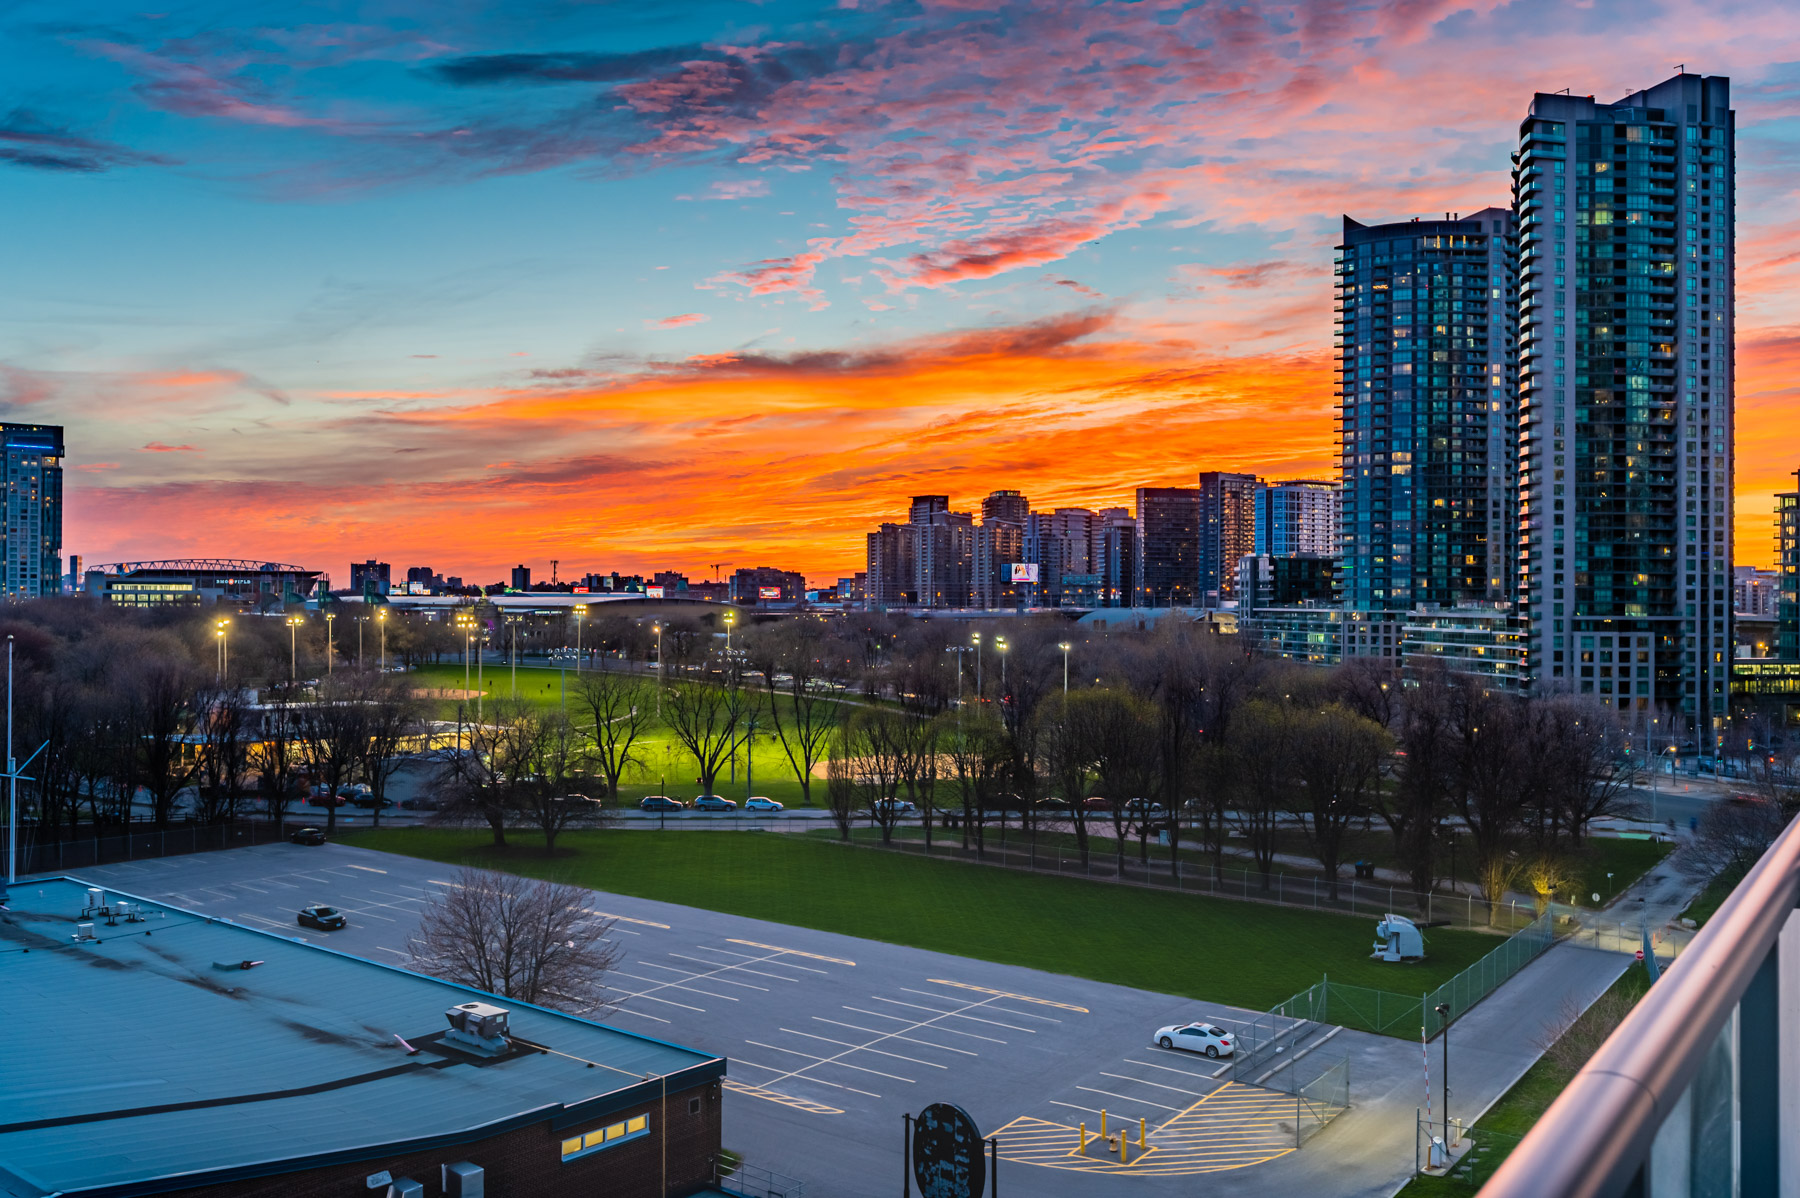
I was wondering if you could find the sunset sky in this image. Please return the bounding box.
[5,0,1800,584]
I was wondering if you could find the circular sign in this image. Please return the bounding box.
[912,1102,985,1198]
[1635,948,1645,961]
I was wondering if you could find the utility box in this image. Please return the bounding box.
[388,1179,424,1198]
[443,1161,484,1198]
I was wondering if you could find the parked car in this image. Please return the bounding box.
[1035,797,1071,813]
[288,826,327,846]
[307,786,346,808]
[872,798,917,816]
[744,796,785,812]
[639,795,686,811]
[348,789,393,810]
[692,794,738,812]
[1124,798,1166,815]
[1082,796,1111,812]
[399,796,442,811]
[297,904,347,931]
[1154,1021,1235,1058]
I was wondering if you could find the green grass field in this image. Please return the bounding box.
[410,661,827,808]
[339,827,1503,1012]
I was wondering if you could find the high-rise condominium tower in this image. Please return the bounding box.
[1,424,63,600]
[1337,209,1518,614]
[1255,479,1339,558]
[1514,74,1734,724]
[1197,472,1257,606]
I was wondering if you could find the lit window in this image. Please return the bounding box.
[561,1114,653,1162]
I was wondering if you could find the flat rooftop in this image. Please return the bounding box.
[0,877,724,1197]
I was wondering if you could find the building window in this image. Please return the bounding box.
[560,1114,650,1161]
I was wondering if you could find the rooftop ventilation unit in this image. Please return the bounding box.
[444,1003,510,1055]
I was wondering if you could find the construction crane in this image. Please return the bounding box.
[709,562,732,582]
[550,559,558,586]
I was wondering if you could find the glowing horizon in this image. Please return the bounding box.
[6,1,1800,583]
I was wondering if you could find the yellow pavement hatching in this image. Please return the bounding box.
[993,1082,1297,1177]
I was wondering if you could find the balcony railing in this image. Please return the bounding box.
[1480,812,1800,1197]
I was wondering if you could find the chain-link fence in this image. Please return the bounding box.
[1415,1114,1523,1188]
[20,820,291,875]
[806,832,1549,931]
[1421,909,1557,1037]
[1294,1053,1351,1147]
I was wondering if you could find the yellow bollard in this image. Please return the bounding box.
[1140,1117,1147,1149]
[1079,1123,1087,1153]
[1101,1109,1107,1139]
[1120,1132,1130,1164]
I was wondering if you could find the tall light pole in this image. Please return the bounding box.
[724,609,736,654]
[357,615,365,670]
[947,645,973,708]
[215,617,231,682]
[996,635,1009,695]
[377,607,387,672]
[654,622,664,718]
[575,604,587,670]
[971,631,983,702]
[1435,1001,1452,1144]
[287,615,303,683]
[508,615,520,699]
[324,611,336,674]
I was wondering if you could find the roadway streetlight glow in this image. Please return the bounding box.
[377,607,387,672]
[1058,641,1071,696]
[215,617,231,683]
[324,612,336,674]
[724,609,737,654]
[285,614,303,683]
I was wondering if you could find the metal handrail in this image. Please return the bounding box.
[1481,813,1800,1197]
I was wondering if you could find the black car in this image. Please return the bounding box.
[639,795,685,811]
[399,796,442,811]
[289,826,327,846]
[297,904,347,931]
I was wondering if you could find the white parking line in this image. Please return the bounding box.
[778,1028,948,1070]
[613,969,741,1001]
[669,951,801,981]
[236,912,293,931]
[1074,1086,1183,1113]
[812,1017,980,1056]
[871,996,1037,1033]
[1099,1071,1205,1097]
[731,1058,881,1099]
[1125,1056,1218,1081]
[343,864,387,873]
[607,1006,672,1025]
[745,1041,916,1084]
[639,961,770,992]
[842,1007,1008,1044]
[371,945,410,959]
[704,945,832,974]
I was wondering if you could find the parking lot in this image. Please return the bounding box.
[57,841,1416,1197]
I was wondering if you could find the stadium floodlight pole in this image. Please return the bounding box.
[654,622,664,718]
[996,635,1009,693]
[377,607,387,672]
[325,611,336,673]
[286,615,303,682]
[575,604,586,671]
[357,616,365,670]
[971,631,983,702]
[1059,641,1071,696]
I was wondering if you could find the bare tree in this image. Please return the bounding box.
[515,712,611,853]
[663,669,758,794]
[1684,797,1785,884]
[1228,699,1297,889]
[358,671,423,829]
[411,868,622,1012]
[195,686,254,824]
[758,626,840,808]
[573,667,653,800]
[1289,702,1391,900]
[250,687,307,828]
[1532,988,1639,1076]
[943,706,1008,857]
[293,673,372,834]
[838,708,911,844]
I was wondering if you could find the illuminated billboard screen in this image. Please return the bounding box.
[645,585,665,599]
[758,586,783,600]
[1009,563,1040,584]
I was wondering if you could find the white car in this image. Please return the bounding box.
[744,796,785,812]
[1154,1021,1235,1058]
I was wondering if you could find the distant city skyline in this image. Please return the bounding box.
[5,5,1800,578]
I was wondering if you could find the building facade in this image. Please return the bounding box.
[1,423,63,601]
[350,560,391,593]
[1780,479,1799,661]
[1197,471,1257,606]
[1514,74,1735,723]
[1338,209,1517,615]
[728,566,807,605]
[1255,479,1339,557]
[1135,487,1199,607]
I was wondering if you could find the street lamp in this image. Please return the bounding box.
[507,615,522,699]
[357,615,365,670]
[1058,641,1071,697]
[995,635,1009,695]
[947,645,974,708]
[1435,1002,1452,1146]
[324,611,336,674]
[574,604,587,670]
[971,631,983,701]
[653,622,664,718]
[550,648,578,713]
[724,609,736,654]
[215,617,231,683]
[377,607,388,672]
[286,615,303,683]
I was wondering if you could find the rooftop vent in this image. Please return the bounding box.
[444,1002,511,1055]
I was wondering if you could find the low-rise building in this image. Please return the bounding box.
[83,559,321,609]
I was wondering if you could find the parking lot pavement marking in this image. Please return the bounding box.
[720,1078,844,1117]
[778,1028,949,1070]
[882,994,1040,1034]
[342,864,387,873]
[1126,1056,1218,1081]
[993,1082,1298,1177]
[235,912,293,932]
[604,982,707,1013]
[744,1041,916,1085]
[670,951,802,981]
[841,1006,1009,1045]
[1075,1086,1185,1113]
[1098,1071,1204,1098]
[730,1057,879,1098]
[612,970,740,1001]
[587,909,671,930]
[811,1017,980,1056]
[925,979,1089,1014]
[637,961,768,993]
[726,938,854,967]
[372,946,410,959]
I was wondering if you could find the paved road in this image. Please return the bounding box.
[47,841,1664,1197]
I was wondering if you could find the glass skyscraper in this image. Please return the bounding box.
[1,423,63,601]
[1514,74,1734,725]
[1336,208,1518,615]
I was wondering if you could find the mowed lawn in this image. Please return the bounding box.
[341,827,1503,1012]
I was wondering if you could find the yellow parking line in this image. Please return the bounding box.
[727,938,855,966]
[585,908,671,929]
[926,979,1090,1013]
[721,1078,844,1116]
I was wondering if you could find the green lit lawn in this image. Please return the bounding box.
[408,662,826,807]
[338,827,1502,1012]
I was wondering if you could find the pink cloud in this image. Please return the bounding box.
[76,462,120,472]
[649,312,710,329]
[140,442,200,453]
